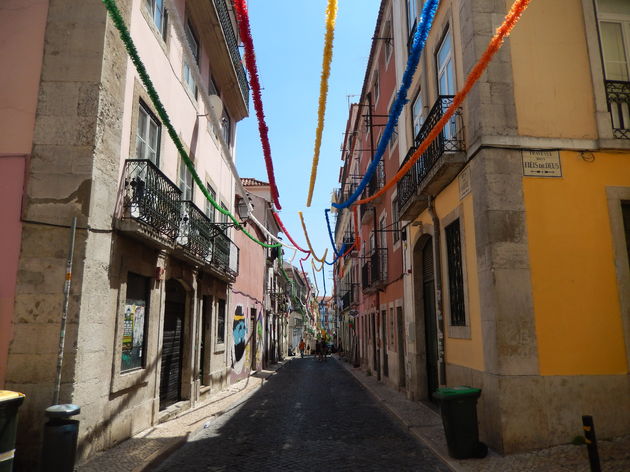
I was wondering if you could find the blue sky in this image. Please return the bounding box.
[236,0,381,288]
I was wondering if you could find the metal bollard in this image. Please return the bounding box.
[41,404,80,472]
[582,415,601,472]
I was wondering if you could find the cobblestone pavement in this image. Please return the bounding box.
[77,363,286,472]
[155,357,451,472]
[337,357,630,472]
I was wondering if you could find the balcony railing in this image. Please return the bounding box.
[121,159,182,241]
[606,80,630,139]
[213,231,239,277]
[178,201,220,261]
[213,0,249,111]
[397,96,465,212]
[370,247,388,286]
[120,159,239,278]
[361,247,388,292]
[342,230,355,247]
[361,261,370,291]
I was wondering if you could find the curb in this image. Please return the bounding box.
[138,359,290,472]
[336,357,460,472]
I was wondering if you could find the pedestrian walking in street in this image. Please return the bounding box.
[315,340,322,361]
[298,338,305,358]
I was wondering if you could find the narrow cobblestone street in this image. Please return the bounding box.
[155,357,450,472]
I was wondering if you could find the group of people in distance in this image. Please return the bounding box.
[297,338,329,361]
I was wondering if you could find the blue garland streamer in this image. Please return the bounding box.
[325,208,346,257]
[332,0,440,210]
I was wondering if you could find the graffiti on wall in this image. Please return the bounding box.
[232,305,248,374]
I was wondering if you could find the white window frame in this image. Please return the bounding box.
[411,89,424,141]
[179,158,193,201]
[373,70,380,105]
[145,0,167,37]
[598,13,630,81]
[136,103,160,166]
[437,29,456,140]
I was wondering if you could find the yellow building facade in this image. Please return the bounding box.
[396,0,630,453]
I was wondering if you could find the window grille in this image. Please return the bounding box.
[445,219,466,326]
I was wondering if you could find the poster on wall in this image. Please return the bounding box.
[121,300,146,371]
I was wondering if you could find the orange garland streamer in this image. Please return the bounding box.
[355,0,533,206]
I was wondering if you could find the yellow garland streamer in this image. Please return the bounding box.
[306,0,338,207]
[298,212,329,263]
[311,258,324,273]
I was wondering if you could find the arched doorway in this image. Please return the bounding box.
[412,235,439,401]
[160,279,186,410]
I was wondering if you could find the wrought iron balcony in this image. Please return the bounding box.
[213,231,239,277]
[177,200,219,261]
[397,96,465,218]
[119,160,239,279]
[120,159,182,241]
[606,80,630,139]
[361,261,370,291]
[342,230,355,246]
[212,0,249,111]
[361,247,387,292]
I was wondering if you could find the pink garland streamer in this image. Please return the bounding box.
[233,0,282,209]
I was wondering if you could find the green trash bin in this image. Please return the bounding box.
[433,386,487,459]
[0,391,25,472]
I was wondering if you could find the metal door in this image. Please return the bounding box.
[160,279,186,409]
[397,306,406,388]
[381,309,389,377]
[422,238,439,400]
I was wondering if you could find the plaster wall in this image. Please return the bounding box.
[0,0,48,388]
[509,0,598,140]
[524,151,630,375]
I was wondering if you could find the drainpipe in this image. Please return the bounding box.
[427,196,447,387]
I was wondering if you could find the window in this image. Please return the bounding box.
[622,202,630,262]
[205,183,216,222]
[412,91,424,141]
[220,202,229,225]
[179,158,193,201]
[121,273,150,372]
[406,0,423,37]
[373,70,380,104]
[183,63,198,98]
[384,19,393,63]
[136,104,161,165]
[209,74,219,96]
[185,21,199,62]
[146,0,167,37]
[392,196,400,243]
[389,307,395,349]
[217,298,226,344]
[389,100,398,150]
[200,295,213,384]
[600,21,630,81]
[437,30,455,95]
[445,219,466,326]
[437,29,456,139]
[221,108,232,146]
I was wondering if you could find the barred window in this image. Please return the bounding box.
[445,219,466,326]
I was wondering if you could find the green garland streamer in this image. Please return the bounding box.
[102,0,280,249]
